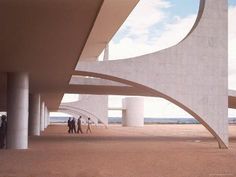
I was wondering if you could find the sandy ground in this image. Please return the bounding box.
[1,124,236,177]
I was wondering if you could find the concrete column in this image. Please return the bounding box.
[122,97,144,127]
[47,110,50,126]
[44,106,48,128]
[29,94,41,136]
[7,72,29,149]
[40,101,45,131]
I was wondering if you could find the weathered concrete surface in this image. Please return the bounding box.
[76,0,228,148]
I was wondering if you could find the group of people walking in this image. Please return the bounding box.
[67,116,92,134]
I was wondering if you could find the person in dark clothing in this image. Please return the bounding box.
[77,116,83,134]
[67,117,72,133]
[0,115,7,149]
[71,118,76,133]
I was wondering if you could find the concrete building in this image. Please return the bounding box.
[0,0,139,149]
[0,0,234,149]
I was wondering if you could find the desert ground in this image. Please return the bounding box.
[0,124,236,177]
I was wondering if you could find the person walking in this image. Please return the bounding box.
[67,117,72,133]
[0,115,7,149]
[86,117,92,134]
[71,118,76,133]
[77,116,83,134]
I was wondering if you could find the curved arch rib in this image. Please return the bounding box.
[73,71,227,148]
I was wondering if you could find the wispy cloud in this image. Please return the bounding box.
[116,0,171,39]
[110,0,197,59]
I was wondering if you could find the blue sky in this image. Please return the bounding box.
[229,0,236,5]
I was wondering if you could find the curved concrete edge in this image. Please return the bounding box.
[76,0,228,148]
[69,75,235,111]
[79,0,139,61]
[70,75,129,86]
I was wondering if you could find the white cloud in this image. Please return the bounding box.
[144,97,193,118]
[150,14,197,50]
[118,0,171,37]
[109,10,197,59]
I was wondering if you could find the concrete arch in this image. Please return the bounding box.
[73,71,226,147]
[76,0,228,148]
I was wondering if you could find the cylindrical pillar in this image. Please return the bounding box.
[122,97,144,127]
[29,94,41,136]
[40,101,45,131]
[47,110,50,126]
[7,72,29,149]
[44,106,48,128]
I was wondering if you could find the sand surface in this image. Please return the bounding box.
[1,124,236,177]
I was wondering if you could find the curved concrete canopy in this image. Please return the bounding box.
[0,0,139,111]
[75,0,229,148]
